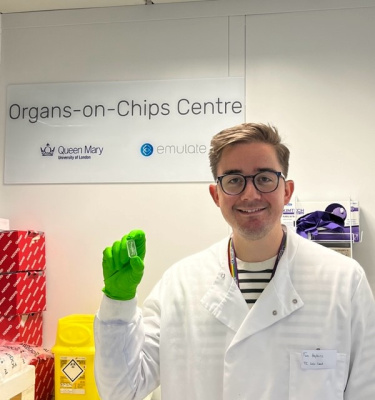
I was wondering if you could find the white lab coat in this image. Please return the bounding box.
[94,227,375,400]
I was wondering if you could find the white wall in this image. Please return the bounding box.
[1,0,374,348]
[245,6,375,288]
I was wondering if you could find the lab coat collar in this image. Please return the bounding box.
[200,227,304,344]
[200,238,249,332]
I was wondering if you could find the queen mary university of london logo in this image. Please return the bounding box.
[40,144,55,157]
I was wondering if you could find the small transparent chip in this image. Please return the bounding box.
[126,239,137,258]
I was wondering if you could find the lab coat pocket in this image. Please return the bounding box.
[289,351,347,400]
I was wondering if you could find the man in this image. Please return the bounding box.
[94,123,375,400]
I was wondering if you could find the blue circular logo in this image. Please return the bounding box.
[140,143,154,157]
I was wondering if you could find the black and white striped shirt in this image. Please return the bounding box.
[237,256,277,308]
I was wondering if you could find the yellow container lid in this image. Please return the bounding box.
[52,314,95,355]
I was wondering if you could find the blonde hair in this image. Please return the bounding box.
[209,123,290,179]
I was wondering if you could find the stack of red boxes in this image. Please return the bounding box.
[0,230,54,400]
[0,230,46,344]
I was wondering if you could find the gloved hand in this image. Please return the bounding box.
[102,229,146,301]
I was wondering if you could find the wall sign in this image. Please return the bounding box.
[4,78,244,184]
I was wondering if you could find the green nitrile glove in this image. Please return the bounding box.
[102,229,146,301]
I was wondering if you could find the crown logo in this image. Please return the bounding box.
[40,143,55,157]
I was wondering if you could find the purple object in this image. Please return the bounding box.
[296,206,345,240]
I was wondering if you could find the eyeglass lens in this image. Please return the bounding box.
[220,171,280,194]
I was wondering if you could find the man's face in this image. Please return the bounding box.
[209,142,294,242]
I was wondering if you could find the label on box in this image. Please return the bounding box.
[59,356,86,394]
[0,230,46,273]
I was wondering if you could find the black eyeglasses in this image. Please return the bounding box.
[216,170,285,195]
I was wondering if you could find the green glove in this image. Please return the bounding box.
[102,229,146,301]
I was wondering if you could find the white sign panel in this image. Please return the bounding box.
[4,78,244,184]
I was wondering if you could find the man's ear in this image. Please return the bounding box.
[209,184,220,207]
[284,180,295,205]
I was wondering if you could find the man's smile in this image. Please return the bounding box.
[236,206,267,214]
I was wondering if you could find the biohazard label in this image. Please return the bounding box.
[63,359,84,381]
[59,356,86,394]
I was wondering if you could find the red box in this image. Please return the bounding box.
[0,271,46,316]
[30,356,55,400]
[0,312,43,345]
[0,230,46,273]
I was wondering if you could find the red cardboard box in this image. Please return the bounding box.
[31,356,55,400]
[0,230,46,273]
[0,271,46,316]
[0,312,43,346]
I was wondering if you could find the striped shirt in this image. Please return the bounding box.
[237,256,277,308]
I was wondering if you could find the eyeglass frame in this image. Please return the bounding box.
[216,170,286,195]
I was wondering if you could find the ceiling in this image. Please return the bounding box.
[0,0,210,14]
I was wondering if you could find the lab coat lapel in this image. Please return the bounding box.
[200,267,249,333]
[229,256,304,348]
[201,230,304,341]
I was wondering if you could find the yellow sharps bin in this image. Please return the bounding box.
[52,314,100,399]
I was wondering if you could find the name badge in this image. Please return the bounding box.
[301,350,337,370]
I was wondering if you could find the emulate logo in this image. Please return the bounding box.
[140,143,154,157]
[40,143,55,157]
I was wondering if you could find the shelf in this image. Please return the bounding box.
[0,365,35,400]
[282,198,361,258]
